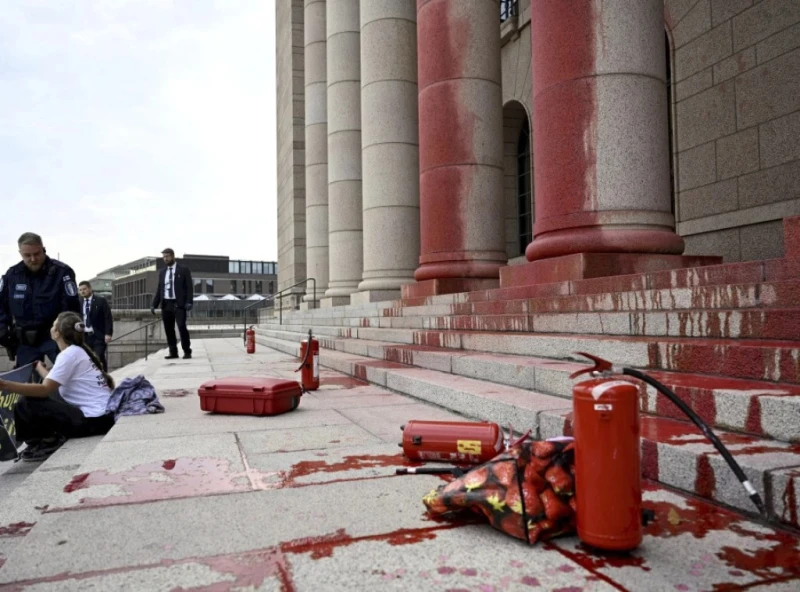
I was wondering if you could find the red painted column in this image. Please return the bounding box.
[408,0,506,297]
[525,0,684,263]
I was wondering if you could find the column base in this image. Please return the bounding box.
[350,290,401,305]
[500,252,723,288]
[320,296,351,308]
[401,278,499,300]
[299,301,320,311]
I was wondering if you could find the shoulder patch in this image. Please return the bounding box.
[65,281,77,297]
[0,276,4,292]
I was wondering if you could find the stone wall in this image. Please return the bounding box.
[276,0,307,299]
[499,0,800,264]
[667,0,800,262]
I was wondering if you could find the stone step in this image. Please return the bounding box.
[0,437,101,567]
[254,326,800,442]
[282,279,800,325]
[424,308,800,340]
[258,323,800,385]
[254,332,800,528]
[416,257,800,306]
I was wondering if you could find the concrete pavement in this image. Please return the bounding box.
[0,338,798,591]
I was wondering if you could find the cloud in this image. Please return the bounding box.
[0,0,277,284]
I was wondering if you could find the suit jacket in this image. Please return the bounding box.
[83,295,113,338]
[151,264,193,309]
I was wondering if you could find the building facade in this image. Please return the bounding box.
[111,254,278,310]
[276,0,800,303]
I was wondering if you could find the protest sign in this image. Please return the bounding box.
[0,364,33,461]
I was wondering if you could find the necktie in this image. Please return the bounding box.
[168,267,175,298]
[84,299,92,328]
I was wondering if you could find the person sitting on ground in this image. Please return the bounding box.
[0,311,116,462]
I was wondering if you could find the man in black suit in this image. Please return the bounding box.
[78,281,114,371]
[150,248,193,360]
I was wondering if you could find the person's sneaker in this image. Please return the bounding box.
[165,353,179,359]
[182,353,192,359]
[20,435,66,463]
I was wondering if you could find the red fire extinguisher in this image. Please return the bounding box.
[245,326,256,354]
[572,377,642,551]
[400,420,505,464]
[570,352,766,552]
[295,329,319,391]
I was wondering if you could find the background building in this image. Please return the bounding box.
[85,257,159,300]
[276,0,800,303]
[111,254,278,315]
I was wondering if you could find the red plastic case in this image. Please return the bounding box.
[198,378,302,416]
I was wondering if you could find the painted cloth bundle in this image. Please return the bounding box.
[422,438,576,544]
[106,375,165,419]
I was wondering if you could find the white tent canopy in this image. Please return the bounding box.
[246,294,266,301]
[193,294,214,301]
[219,294,240,301]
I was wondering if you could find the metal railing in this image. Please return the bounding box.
[500,0,518,22]
[242,278,316,342]
[108,318,163,361]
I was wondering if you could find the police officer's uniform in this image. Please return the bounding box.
[0,257,81,368]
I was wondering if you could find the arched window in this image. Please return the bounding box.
[517,116,532,254]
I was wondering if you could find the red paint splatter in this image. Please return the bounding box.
[783,475,798,527]
[521,576,540,586]
[279,454,409,488]
[437,566,457,575]
[1,524,467,591]
[63,473,90,493]
[695,455,716,500]
[162,459,176,470]
[0,522,35,537]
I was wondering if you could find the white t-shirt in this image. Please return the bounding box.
[47,345,111,418]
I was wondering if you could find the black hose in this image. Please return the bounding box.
[622,367,767,516]
[294,329,313,373]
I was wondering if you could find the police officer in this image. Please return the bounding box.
[0,232,81,368]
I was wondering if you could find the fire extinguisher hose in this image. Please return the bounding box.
[294,329,313,373]
[622,367,767,516]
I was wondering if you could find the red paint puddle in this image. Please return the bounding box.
[319,377,369,389]
[0,522,35,537]
[59,458,254,508]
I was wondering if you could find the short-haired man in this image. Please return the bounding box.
[150,248,193,359]
[78,281,114,371]
[0,232,81,367]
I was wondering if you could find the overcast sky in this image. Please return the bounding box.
[0,0,277,282]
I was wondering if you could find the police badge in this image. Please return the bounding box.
[64,278,77,296]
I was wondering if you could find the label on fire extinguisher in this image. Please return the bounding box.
[313,354,319,379]
[456,440,482,455]
[594,404,613,411]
